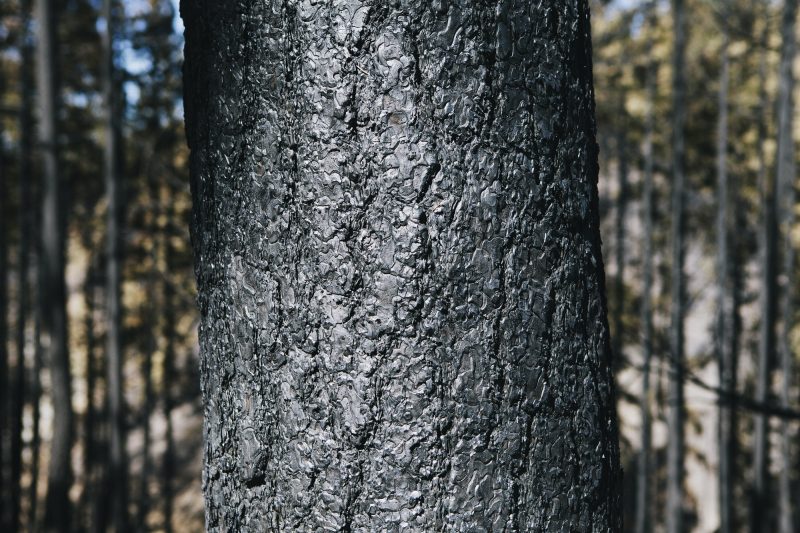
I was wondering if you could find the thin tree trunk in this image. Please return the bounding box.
[183,1,622,530]
[715,8,736,532]
[102,0,128,530]
[635,8,657,533]
[613,84,628,371]
[667,0,687,532]
[0,77,9,533]
[28,306,43,531]
[37,0,73,529]
[161,196,176,533]
[776,2,798,531]
[752,2,776,531]
[11,4,35,530]
[80,262,98,530]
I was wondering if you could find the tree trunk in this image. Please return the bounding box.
[613,84,628,373]
[11,2,35,531]
[776,2,798,532]
[635,9,657,533]
[37,0,74,529]
[752,2,776,531]
[161,191,176,533]
[183,1,622,531]
[667,0,687,532]
[102,0,128,530]
[715,8,737,533]
[0,78,8,533]
[81,267,98,531]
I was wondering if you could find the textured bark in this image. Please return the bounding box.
[667,0,687,532]
[37,0,74,529]
[752,3,776,531]
[715,10,737,533]
[634,10,657,533]
[102,0,129,530]
[775,1,798,531]
[183,1,622,531]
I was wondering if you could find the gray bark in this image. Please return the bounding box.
[667,0,687,531]
[102,0,129,530]
[715,9,737,533]
[183,1,622,531]
[752,2,776,531]
[37,0,74,529]
[634,9,657,533]
[776,2,798,532]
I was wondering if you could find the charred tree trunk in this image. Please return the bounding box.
[183,1,622,531]
[667,0,687,531]
[102,0,129,530]
[37,0,74,529]
[775,1,798,531]
[752,2,776,531]
[635,9,657,533]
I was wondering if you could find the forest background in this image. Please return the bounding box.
[2,0,800,532]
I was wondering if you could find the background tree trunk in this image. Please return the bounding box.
[667,0,687,531]
[715,7,736,533]
[775,2,798,532]
[102,0,128,530]
[11,1,35,530]
[183,1,622,531]
[752,2,776,531]
[37,0,74,529]
[634,8,657,533]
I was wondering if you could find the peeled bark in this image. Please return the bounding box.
[667,0,687,531]
[37,0,74,529]
[102,0,128,530]
[183,1,622,531]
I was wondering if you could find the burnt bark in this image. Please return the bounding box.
[183,1,622,531]
[37,0,74,529]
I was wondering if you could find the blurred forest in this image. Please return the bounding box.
[0,0,799,532]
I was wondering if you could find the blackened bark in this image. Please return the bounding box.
[752,3,776,531]
[775,2,798,532]
[37,0,73,529]
[634,10,657,533]
[102,0,129,530]
[183,1,622,531]
[667,0,687,531]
